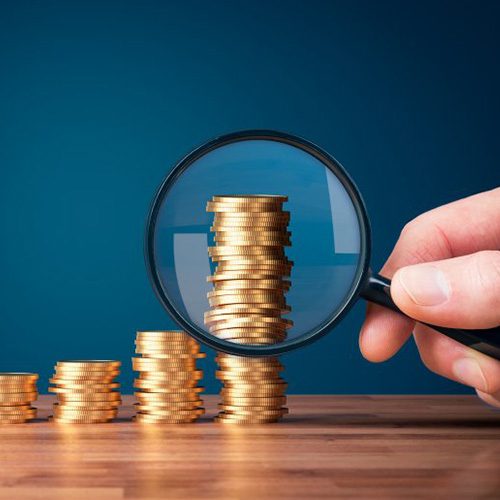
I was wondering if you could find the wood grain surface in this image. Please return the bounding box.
[0,395,498,499]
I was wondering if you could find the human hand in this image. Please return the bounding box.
[359,188,500,406]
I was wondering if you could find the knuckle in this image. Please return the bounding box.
[397,216,451,266]
[472,251,500,313]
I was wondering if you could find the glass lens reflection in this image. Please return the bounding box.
[152,139,362,346]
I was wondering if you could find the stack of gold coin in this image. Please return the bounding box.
[132,331,205,423]
[206,195,291,423]
[49,360,121,423]
[0,373,38,424]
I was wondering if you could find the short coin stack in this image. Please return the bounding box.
[132,331,205,423]
[49,360,121,423]
[0,373,38,424]
[205,195,292,423]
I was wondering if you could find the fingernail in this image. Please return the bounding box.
[452,358,488,392]
[398,265,450,306]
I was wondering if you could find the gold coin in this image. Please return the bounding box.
[207,288,286,298]
[214,414,280,424]
[135,348,200,357]
[213,238,291,247]
[213,279,290,289]
[209,245,285,255]
[134,372,203,389]
[222,396,287,405]
[134,383,201,393]
[0,407,37,416]
[53,405,118,414]
[216,369,283,378]
[205,310,283,321]
[216,363,284,372]
[134,392,203,402]
[209,255,289,264]
[209,325,288,333]
[218,403,284,411]
[136,331,196,341]
[53,406,118,416]
[133,414,198,424]
[206,201,284,212]
[134,386,204,394]
[49,376,119,386]
[49,379,119,387]
[0,403,33,411]
[208,314,291,325]
[136,370,204,380]
[50,416,113,423]
[135,399,203,409]
[222,382,287,391]
[215,266,292,276]
[52,368,120,377]
[219,406,288,416]
[135,391,203,402]
[205,305,289,317]
[212,211,290,219]
[209,319,290,331]
[208,273,289,283]
[216,353,283,363]
[211,218,289,228]
[213,228,290,236]
[134,339,199,347]
[0,392,37,403]
[221,387,286,397]
[137,407,205,417]
[0,416,31,424]
[213,233,290,242]
[56,360,121,368]
[48,384,120,393]
[216,364,284,373]
[0,373,39,381]
[208,297,287,308]
[56,392,121,402]
[132,358,203,371]
[134,349,201,357]
[205,312,289,324]
[54,400,121,409]
[133,356,199,367]
[212,255,292,264]
[213,333,286,343]
[0,384,37,394]
[211,195,288,203]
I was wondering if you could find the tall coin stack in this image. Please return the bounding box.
[49,360,121,423]
[205,195,292,424]
[0,373,38,424]
[132,331,205,423]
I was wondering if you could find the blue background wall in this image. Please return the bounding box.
[0,0,498,394]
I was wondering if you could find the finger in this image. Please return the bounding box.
[360,187,499,360]
[359,303,414,362]
[413,324,500,395]
[476,389,500,409]
[391,251,500,328]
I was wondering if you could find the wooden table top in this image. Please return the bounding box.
[0,395,499,499]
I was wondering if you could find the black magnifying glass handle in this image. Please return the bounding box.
[360,271,500,361]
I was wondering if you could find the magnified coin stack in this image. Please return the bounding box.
[0,373,38,424]
[132,331,205,423]
[206,195,292,423]
[49,360,121,423]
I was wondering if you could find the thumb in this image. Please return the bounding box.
[391,250,500,329]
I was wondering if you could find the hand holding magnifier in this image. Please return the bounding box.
[145,130,500,360]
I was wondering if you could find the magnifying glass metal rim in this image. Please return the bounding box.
[145,129,372,356]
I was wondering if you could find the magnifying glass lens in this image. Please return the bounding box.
[150,137,366,352]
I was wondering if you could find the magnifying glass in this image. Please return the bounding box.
[145,130,500,360]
